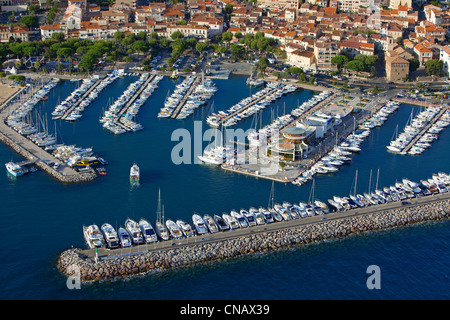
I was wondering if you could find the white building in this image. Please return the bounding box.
[440,45,450,78]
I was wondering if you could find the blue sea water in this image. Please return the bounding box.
[0,75,449,300]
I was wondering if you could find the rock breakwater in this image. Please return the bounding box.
[58,199,450,282]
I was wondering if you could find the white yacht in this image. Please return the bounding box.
[117,227,132,247]
[125,218,144,245]
[240,209,256,227]
[203,214,219,233]
[192,214,208,235]
[176,219,194,237]
[83,224,104,249]
[139,219,158,243]
[101,223,120,249]
[5,162,24,177]
[166,219,183,239]
[230,210,248,228]
[214,214,230,231]
[259,207,274,223]
[222,214,240,230]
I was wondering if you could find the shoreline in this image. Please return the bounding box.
[58,193,450,282]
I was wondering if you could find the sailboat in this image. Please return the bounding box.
[268,181,283,222]
[155,189,170,241]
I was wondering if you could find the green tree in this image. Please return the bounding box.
[132,40,150,54]
[195,42,208,54]
[346,60,366,73]
[51,32,65,42]
[20,15,39,28]
[408,58,420,72]
[230,44,244,60]
[425,59,443,76]
[171,31,184,40]
[258,57,269,72]
[331,54,349,70]
[222,31,233,43]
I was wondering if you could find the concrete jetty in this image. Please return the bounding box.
[60,79,102,120]
[171,75,201,119]
[58,191,450,281]
[402,107,447,153]
[218,85,281,126]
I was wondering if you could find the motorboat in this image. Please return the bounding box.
[222,214,240,230]
[203,214,219,233]
[101,223,120,249]
[176,219,194,237]
[83,224,104,249]
[254,210,266,225]
[274,204,291,221]
[240,209,256,227]
[118,227,132,247]
[125,218,144,245]
[5,162,24,177]
[139,219,158,243]
[165,219,183,239]
[214,214,230,231]
[130,163,140,183]
[270,207,283,222]
[230,210,249,228]
[192,214,208,235]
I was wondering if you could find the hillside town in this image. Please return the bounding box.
[0,0,449,84]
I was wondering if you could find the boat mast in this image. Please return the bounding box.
[354,169,358,197]
[368,169,372,194]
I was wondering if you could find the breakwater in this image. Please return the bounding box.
[58,195,450,281]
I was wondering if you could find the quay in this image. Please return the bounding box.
[0,79,96,183]
[402,107,448,153]
[218,85,282,126]
[117,73,156,118]
[171,75,201,119]
[60,79,102,120]
[58,190,450,281]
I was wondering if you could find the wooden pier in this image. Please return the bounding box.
[170,75,201,119]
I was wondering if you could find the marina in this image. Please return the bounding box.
[1,72,450,299]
